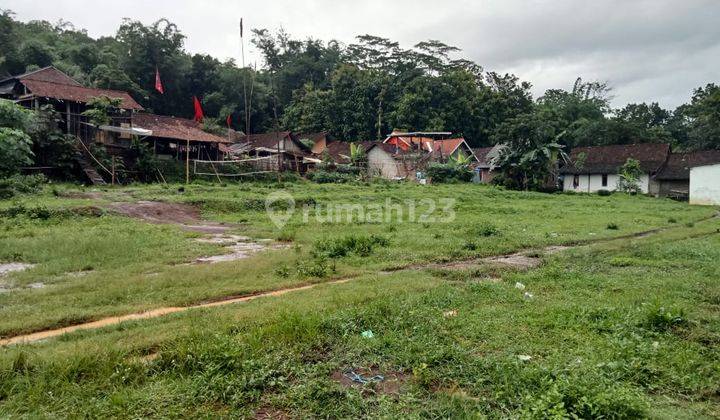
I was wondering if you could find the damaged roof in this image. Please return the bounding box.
[655,150,720,180]
[133,113,231,143]
[561,143,670,175]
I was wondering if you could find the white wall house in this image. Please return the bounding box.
[560,143,670,195]
[562,173,652,193]
[689,163,720,206]
[367,145,401,179]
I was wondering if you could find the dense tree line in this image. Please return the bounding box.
[1,10,718,151]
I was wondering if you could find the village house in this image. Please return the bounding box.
[689,162,720,205]
[0,66,144,142]
[223,131,312,173]
[653,150,720,200]
[132,113,231,162]
[560,143,670,194]
[296,132,334,155]
[473,145,502,183]
[383,131,478,163]
[313,140,406,179]
[1,66,231,183]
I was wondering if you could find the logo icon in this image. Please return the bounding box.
[265,190,295,229]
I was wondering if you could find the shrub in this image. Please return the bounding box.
[462,241,477,251]
[597,189,612,196]
[297,256,331,278]
[275,231,295,242]
[643,305,688,332]
[307,170,356,184]
[0,127,34,177]
[314,234,389,258]
[667,217,677,223]
[470,222,500,237]
[607,223,619,230]
[0,203,52,220]
[426,163,472,183]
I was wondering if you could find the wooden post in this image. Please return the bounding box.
[186,139,190,184]
[111,156,116,185]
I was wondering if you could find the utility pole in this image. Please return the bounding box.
[240,19,250,136]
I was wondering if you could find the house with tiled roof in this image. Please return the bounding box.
[560,143,671,194]
[0,67,144,145]
[132,113,231,161]
[654,150,720,200]
[1,67,234,182]
[472,145,502,183]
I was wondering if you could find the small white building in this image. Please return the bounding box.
[689,163,720,206]
[560,143,670,195]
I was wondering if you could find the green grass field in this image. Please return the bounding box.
[0,181,718,418]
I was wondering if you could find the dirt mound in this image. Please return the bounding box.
[109,201,232,233]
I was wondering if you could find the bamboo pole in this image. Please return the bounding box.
[186,139,190,184]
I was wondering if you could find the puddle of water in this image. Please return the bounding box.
[0,263,35,276]
[195,234,287,264]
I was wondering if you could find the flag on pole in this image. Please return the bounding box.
[154,67,164,94]
[226,114,232,128]
[239,18,243,38]
[193,96,204,122]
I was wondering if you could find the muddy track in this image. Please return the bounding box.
[1,210,717,347]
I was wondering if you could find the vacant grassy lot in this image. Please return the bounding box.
[0,181,718,417]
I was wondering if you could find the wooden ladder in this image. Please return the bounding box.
[75,153,107,185]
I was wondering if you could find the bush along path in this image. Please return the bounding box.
[3,213,717,347]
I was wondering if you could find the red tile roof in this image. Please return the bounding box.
[133,113,231,144]
[655,150,720,180]
[15,67,82,86]
[561,143,670,175]
[21,79,143,110]
[473,147,495,166]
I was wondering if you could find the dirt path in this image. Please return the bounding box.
[2,211,717,347]
[0,279,352,347]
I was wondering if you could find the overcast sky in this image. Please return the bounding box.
[2,0,718,109]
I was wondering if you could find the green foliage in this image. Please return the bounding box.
[307,170,356,184]
[0,174,46,199]
[617,158,643,194]
[349,143,366,165]
[81,96,124,126]
[597,189,612,196]
[642,305,688,332]
[314,234,389,258]
[490,113,567,191]
[0,127,34,177]
[426,163,472,183]
[0,12,712,152]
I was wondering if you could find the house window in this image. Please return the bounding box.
[601,174,608,187]
[573,175,580,188]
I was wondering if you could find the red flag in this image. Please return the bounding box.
[193,96,204,122]
[226,114,232,128]
[154,67,164,94]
